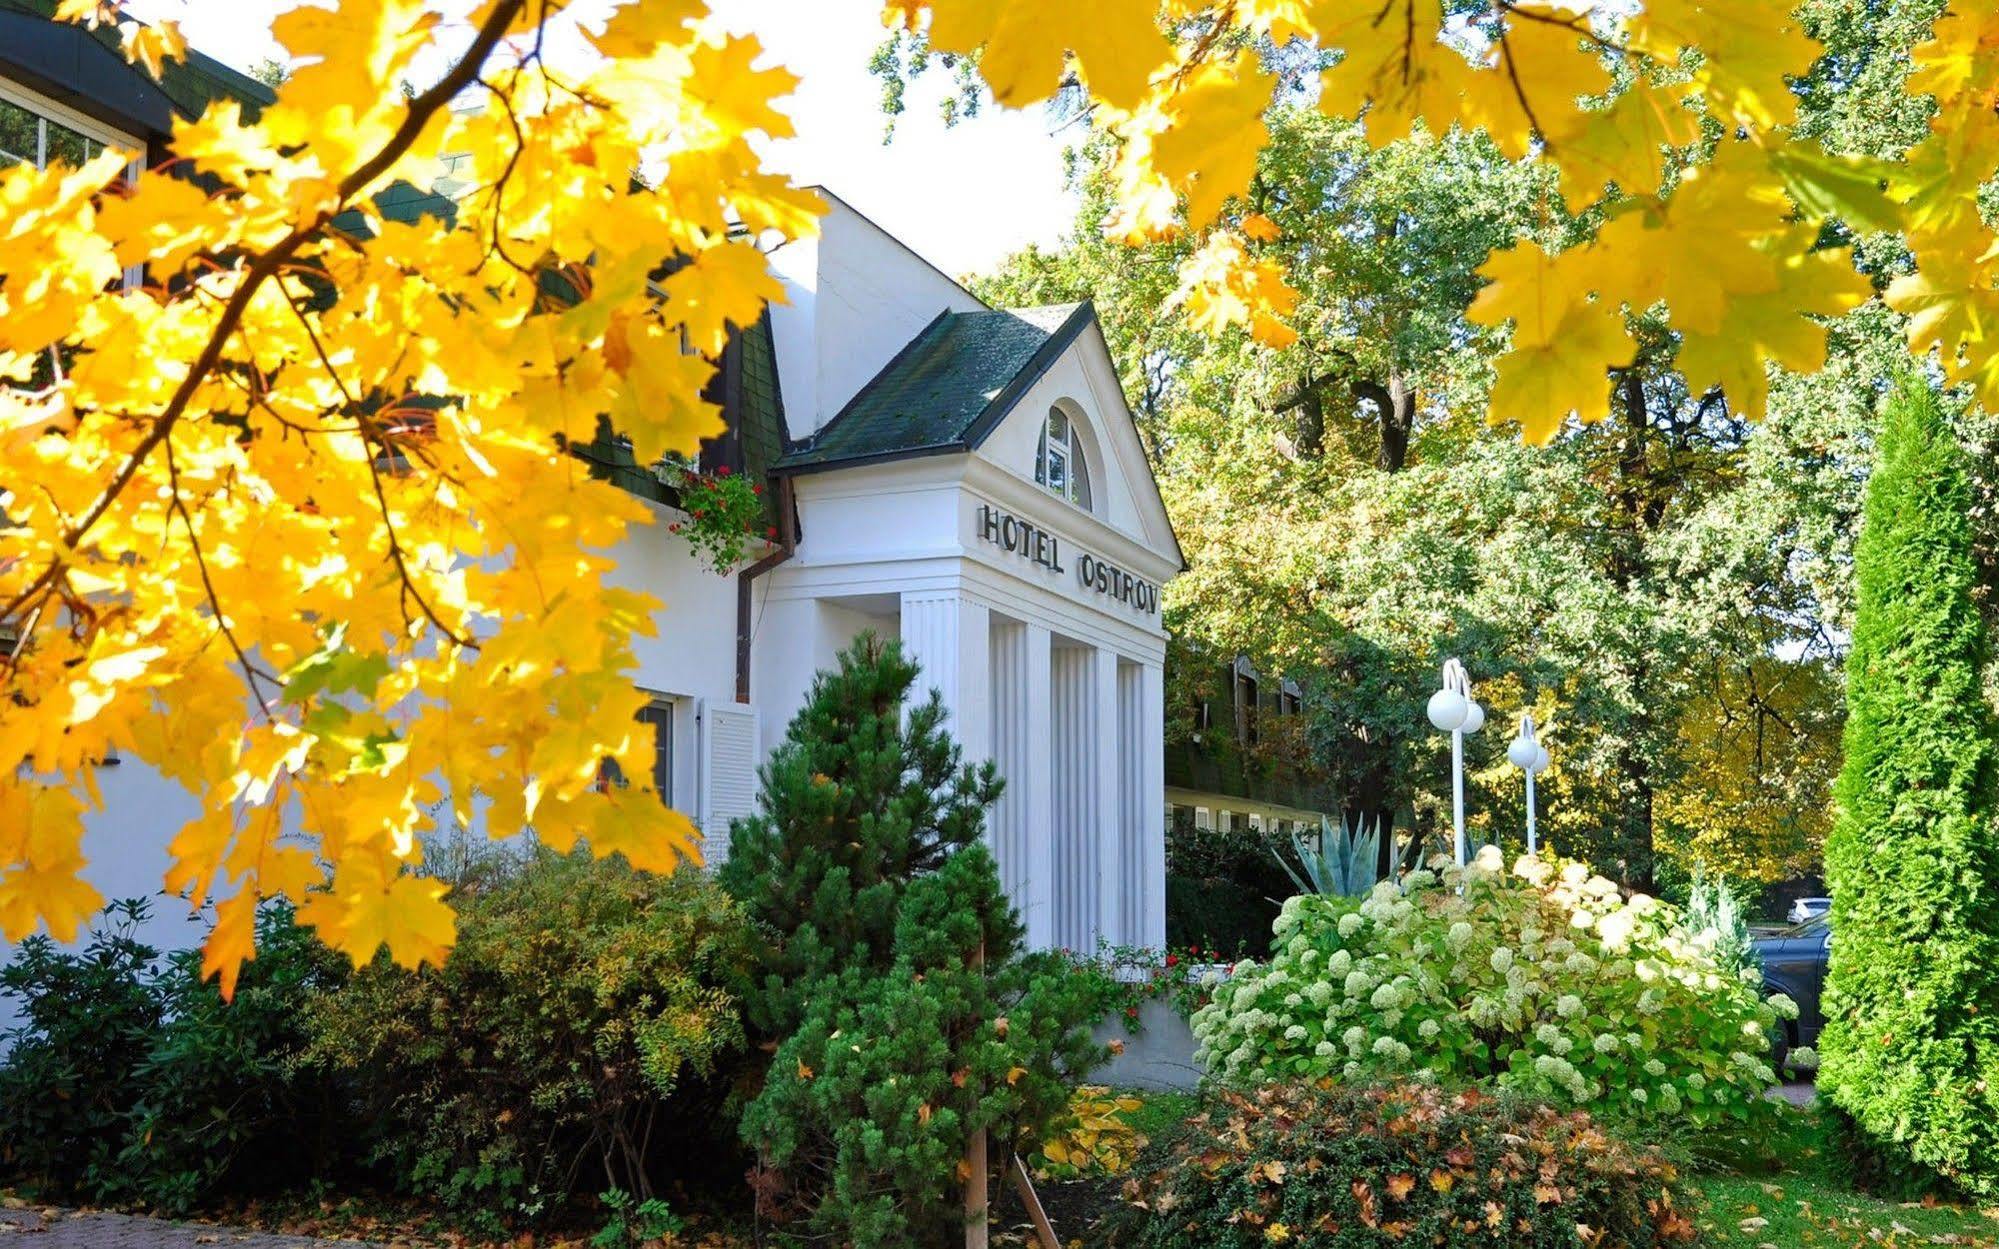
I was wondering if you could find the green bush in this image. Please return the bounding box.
[0,899,346,1212]
[724,635,1108,1245]
[0,899,163,1197]
[1190,848,1788,1134]
[1821,380,1999,1196]
[1100,1081,1698,1248]
[304,851,751,1220]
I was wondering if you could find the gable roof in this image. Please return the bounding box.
[774,301,1091,475]
[0,1,272,141]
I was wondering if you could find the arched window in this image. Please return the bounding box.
[1035,405,1094,511]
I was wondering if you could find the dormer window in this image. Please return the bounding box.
[1036,405,1093,511]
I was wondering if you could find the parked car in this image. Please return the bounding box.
[1787,896,1833,924]
[1752,915,1830,1066]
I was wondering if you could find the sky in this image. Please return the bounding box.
[120,0,1078,283]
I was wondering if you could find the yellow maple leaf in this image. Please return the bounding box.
[1149,50,1274,230]
[922,0,1172,112]
[1487,302,1633,444]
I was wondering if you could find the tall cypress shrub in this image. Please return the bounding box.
[1820,380,1999,1196]
[722,634,1105,1244]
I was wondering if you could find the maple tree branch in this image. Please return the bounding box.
[0,0,530,628]
[360,425,478,651]
[163,432,280,710]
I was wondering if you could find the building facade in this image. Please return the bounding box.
[1,0,1183,974]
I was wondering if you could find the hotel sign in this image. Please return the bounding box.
[974,503,1160,616]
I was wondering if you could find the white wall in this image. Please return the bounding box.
[766,192,984,441]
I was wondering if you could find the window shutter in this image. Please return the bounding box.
[698,700,760,868]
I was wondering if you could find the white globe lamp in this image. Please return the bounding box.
[1427,687,1468,732]
[1460,700,1486,735]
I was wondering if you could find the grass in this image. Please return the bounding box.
[1683,1103,1998,1248]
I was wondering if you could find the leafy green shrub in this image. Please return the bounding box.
[304,852,750,1219]
[1191,848,1788,1133]
[0,899,163,1196]
[0,899,344,1212]
[1821,380,1999,1197]
[1101,1081,1698,1248]
[724,635,1107,1245]
[110,902,350,1212]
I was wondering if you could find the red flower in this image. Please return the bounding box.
[1124,1006,1140,1020]
[1164,953,1178,967]
[752,484,765,495]
[766,526,779,538]
[716,465,732,476]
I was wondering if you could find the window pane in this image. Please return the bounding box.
[42,118,93,168]
[1046,447,1067,495]
[1034,428,1048,486]
[1072,445,1092,510]
[639,702,673,804]
[1047,408,1068,441]
[0,100,37,167]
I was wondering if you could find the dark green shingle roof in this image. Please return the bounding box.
[775,302,1092,474]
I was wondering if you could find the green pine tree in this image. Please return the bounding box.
[1820,379,1999,1196]
[723,634,1106,1245]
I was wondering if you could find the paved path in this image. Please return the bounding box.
[0,1208,379,1248]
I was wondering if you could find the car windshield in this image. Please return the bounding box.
[1777,915,1830,939]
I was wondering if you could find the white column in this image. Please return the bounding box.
[1139,659,1167,948]
[899,591,992,766]
[1021,624,1054,948]
[1049,644,1093,951]
[989,617,1028,919]
[1093,647,1121,947]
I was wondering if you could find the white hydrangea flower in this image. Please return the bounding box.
[1284,992,1304,1008]
[1327,950,1353,976]
[1474,844,1505,873]
[1380,1009,1403,1030]
[1686,1072,1706,1090]
[1556,994,1584,1018]
[1284,1024,1308,1042]
[1446,921,1475,951]
[1787,1047,1819,1071]
[1344,970,1372,999]
[1338,912,1365,938]
[1307,981,1334,1007]
[1597,908,1637,950]
[1630,1087,1649,1104]
[1343,1025,1367,1052]
[1489,946,1515,974]
[1535,1023,1563,1047]
[1372,1034,1400,1057]
[1406,869,1437,891]
[1418,1018,1441,1040]
[1636,989,1664,1015]
[1768,993,1800,1021]
[1315,1040,1338,1057]
[1655,1085,1682,1113]
[1551,1035,1574,1056]
[1644,1058,1667,1077]
[1593,1033,1619,1054]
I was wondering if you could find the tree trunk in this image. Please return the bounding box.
[1354,373,1416,472]
[1608,369,1657,892]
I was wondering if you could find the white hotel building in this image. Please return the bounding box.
[12,149,1182,962]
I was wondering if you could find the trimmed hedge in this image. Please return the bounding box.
[1820,380,1999,1195]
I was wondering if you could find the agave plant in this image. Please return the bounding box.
[1277,812,1383,898]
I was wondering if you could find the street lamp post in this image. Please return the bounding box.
[1426,658,1484,867]
[1506,712,1552,855]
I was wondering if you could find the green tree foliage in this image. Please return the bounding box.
[725,635,1106,1244]
[304,853,751,1217]
[976,101,1893,892]
[1820,380,1999,1197]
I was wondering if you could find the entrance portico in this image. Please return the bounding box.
[757,297,1180,954]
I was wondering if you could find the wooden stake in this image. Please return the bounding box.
[1010,1154,1061,1249]
[965,939,988,1249]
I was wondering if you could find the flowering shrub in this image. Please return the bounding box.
[656,460,773,572]
[1101,1081,1697,1248]
[1190,848,1789,1131]
[1064,942,1225,1024]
